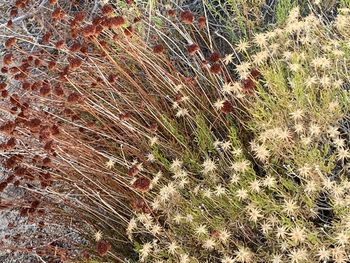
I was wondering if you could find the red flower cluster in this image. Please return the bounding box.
[242,68,261,94]
[153,44,165,54]
[209,52,221,63]
[10,7,18,17]
[3,53,14,65]
[198,16,206,29]
[127,165,139,177]
[52,7,65,21]
[5,37,16,49]
[132,177,151,192]
[67,92,84,103]
[221,100,233,114]
[180,10,194,24]
[102,4,114,15]
[187,44,200,56]
[167,9,176,17]
[210,63,221,74]
[69,57,83,70]
[96,240,111,257]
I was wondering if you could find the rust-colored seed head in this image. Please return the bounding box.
[9,66,20,74]
[42,157,51,166]
[74,11,86,23]
[0,83,7,90]
[14,73,26,81]
[221,100,234,114]
[128,166,139,177]
[39,126,52,140]
[10,106,18,114]
[15,0,26,9]
[132,177,151,192]
[186,44,200,56]
[82,251,91,260]
[7,20,13,28]
[0,121,15,135]
[198,16,206,29]
[210,63,221,74]
[180,10,194,24]
[52,7,65,20]
[4,155,17,169]
[108,74,117,83]
[22,82,31,90]
[242,78,256,94]
[69,57,83,70]
[153,44,165,54]
[51,125,59,135]
[63,108,74,118]
[14,166,27,176]
[95,25,104,36]
[71,28,79,38]
[250,68,261,79]
[209,52,221,63]
[31,81,41,91]
[124,26,133,36]
[81,24,96,38]
[31,200,40,209]
[44,140,55,152]
[119,112,131,121]
[20,62,30,72]
[133,16,141,23]
[34,58,43,67]
[131,198,151,213]
[48,0,57,4]
[70,42,81,52]
[42,32,52,44]
[9,94,20,106]
[6,175,15,184]
[96,240,111,257]
[67,92,83,103]
[167,9,176,17]
[102,4,114,15]
[0,182,8,192]
[60,66,70,79]
[80,44,88,54]
[39,84,51,96]
[70,19,79,28]
[3,53,14,65]
[92,16,103,25]
[10,7,18,17]
[109,16,125,28]
[54,84,64,96]
[5,37,16,48]
[112,34,119,41]
[149,123,158,132]
[27,118,42,129]
[6,137,16,149]
[55,40,65,49]
[1,67,9,73]
[47,61,56,70]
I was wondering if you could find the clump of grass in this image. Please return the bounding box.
[123,7,350,263]
[2,1,350,263]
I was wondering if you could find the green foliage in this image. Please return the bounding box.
[340,0,350,7]
[194,115,214,153]
[275,0,297,25]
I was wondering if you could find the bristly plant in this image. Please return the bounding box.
[1,1,350,263]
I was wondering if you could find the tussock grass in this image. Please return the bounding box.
[1,1,350,262]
